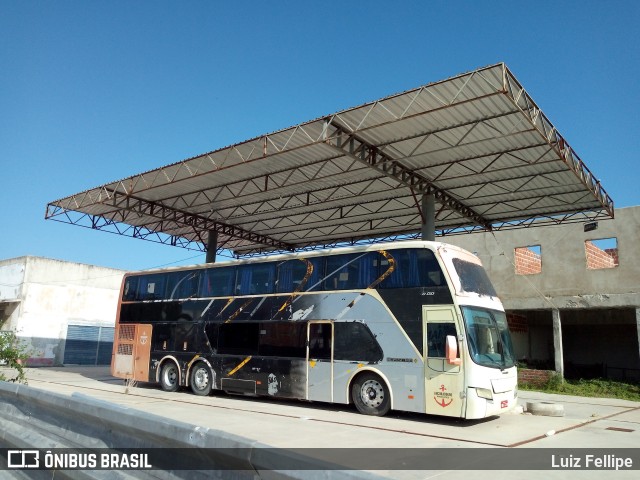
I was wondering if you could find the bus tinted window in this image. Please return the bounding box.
[308,323,332,360]
[380,249,445,289]
[324,253,378,290]
[258,322,306,358]
[334,322,383,362]
[218,322,259,355]
[237,263,276,295]
[122,276,139,301]
[165,271,200,299]
[200,267,237,297]
[276,257,324,293]
[452,258,497,297]
[427,322,457,357]
[127,273,167,300]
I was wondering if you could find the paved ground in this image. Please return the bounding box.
[2,366,639,479]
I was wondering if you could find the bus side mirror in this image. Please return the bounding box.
[446,335,462,365]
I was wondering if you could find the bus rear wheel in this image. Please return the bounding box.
[160,362,180,392]
[351,372,390,416]
[190,362,213,396]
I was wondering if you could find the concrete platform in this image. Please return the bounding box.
[2,366,639,479]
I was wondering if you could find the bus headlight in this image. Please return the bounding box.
[476,388,493,400]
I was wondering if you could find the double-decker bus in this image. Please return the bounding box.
[111,241,517,419]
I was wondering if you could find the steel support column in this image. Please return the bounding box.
[552,309,564,379]
[206,229,218,263]
[421,194,436,241]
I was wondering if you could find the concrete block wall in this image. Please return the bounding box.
[444,206,640,310]
[0,256,125,366]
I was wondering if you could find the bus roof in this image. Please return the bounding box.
[126,240,454,275]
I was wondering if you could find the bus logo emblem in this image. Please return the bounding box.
[140,335,148,345]
[434,385,453,407]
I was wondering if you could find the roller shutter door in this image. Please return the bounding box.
[64,325,115,365]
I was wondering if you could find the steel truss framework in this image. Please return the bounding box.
[46,63,614,257]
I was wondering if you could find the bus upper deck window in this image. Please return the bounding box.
[237,264,275,295]
[123,277,138,301]
[324,253,377,290]
[379,249,444,289]
[166,271,200,300]
[276,258,324,293]
[200,267,237,297]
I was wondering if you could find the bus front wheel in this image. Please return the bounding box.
[351,372,390,416]
[190,362,213,396]
[160,362,180,392]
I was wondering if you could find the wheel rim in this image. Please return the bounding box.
[360,379,384,408]
[193,367,210,391]
[164,365,177,386]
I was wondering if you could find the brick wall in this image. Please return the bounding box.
[518,368,553,386]
[514,247,542,275]
[585,241,618,269]
[507,312,528,333]
[605,248,619,266]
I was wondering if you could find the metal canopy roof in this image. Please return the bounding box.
[46,63,614,257]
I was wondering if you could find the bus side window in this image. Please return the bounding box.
[138,274,167,300]
[153,323,174,351]
[379,249,445,289]
[200,267,237,297]
[258,322,306,358]
[218,322,259,355]
[276,259,324,293]
[334,322,383,362]
[308,323,331,360]
[323,253,377,290]
[427,323,458,358]
[123,277,139,301]
[418,249,445,287]
[204,323,219,352]
[237,264,275,295]
[166,271,200,300]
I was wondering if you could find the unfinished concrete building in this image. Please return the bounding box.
[448,206,640,381]
[0,257,124,366]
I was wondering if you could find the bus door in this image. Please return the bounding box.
[306,321,333,403]
[423,307,464,417]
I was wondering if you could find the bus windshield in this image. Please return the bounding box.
[461,306,515,370]
[451,258,497,297]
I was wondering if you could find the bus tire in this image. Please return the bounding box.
[190,362,213,396]
[351,372,391,416]
[160,361,180,392]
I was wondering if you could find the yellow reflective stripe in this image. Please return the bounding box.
[227,356,252,376]
[367,250,395,289]
[278,258,313,313]
[224,298,254,323]
[187,355,200,368]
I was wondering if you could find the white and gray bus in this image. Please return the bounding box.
[111,241,517,419]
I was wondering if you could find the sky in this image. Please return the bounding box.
[1,1,638,272]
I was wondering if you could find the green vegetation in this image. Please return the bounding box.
[520,373,640,402]
[0,330,30,384]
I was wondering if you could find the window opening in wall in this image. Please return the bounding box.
[514,245,541,276]
[585,238,618,270]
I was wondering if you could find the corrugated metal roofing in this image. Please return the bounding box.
[46,63,613,257]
